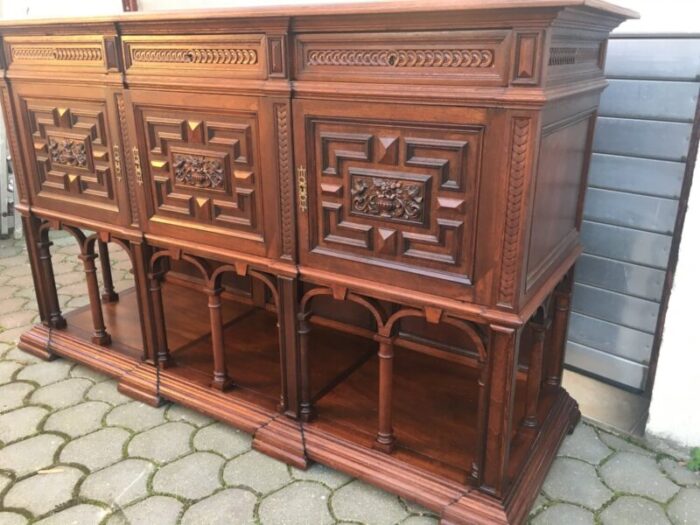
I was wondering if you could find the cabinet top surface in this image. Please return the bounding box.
[0,0,637,28]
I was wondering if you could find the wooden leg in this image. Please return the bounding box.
[79,252,111,346]
[98,240,119,303]
[131,242,158,364]
[21,215,49,324]
[278,276,299,417]
[37,230,66,329]
[149,271,173,368]
[471,358,489,484]
[374,336,396,453]
[481,324,521,497]
[522,321,546,429]
[547,270,573,387]
[298,310,315,422]
[207,286,232,391]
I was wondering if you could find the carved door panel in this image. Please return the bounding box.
[294,99,495,300]
[11,82,129,225]
[125,89,281,257]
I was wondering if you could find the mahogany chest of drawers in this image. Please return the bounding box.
[0,1,634,523]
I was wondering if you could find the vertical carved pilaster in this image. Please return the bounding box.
[116,93,140,227]
[275,104,294,260]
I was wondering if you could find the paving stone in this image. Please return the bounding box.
[400,497,435,516]
[598,431,655,457]
[109,496,183,525]
[0,513,28,525]
[80,458,154,507]
[3,466,83,516]
[259,481,332,525]
[332,479,409,525]
[193,422,251,458]
[402,517,440,525]
[600,452,680,503]
[70,364,108,383]
[661,458,700,487]
[106,401,167,431]
[557,423,613,465]
[152,452,223,500]
[668,488,700,525]
[3,347,42,365]
[54,270,85,287]
[0,406,48,443]
[34,504,107,525]
[291,462,352,489]
[0,360,23,383]
[59,282,89,297]
[181,488,257,525]
[0,298,29,316]
[0,472,11,493]
[86,380,131,405]
[543,458,612,510]
[166,403,213,427]
[0,285,19,299]
[16,361,72,386]
[64,296,90,309]
[532,503,594,525]
[600,495,671,525]
[0,310,36,330]
[0,433,64,476]
[0,254,29,267]
[30,378,93,409]
[0,327,28,344]
[223,450,291,494]
[0,382,34,411]
[530,494,549,515]
[43,401,111,438]
[60,427,129,470]
[128,422,194,463]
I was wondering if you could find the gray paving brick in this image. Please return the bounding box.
[43,401,111,438]
[166,404,213,427]
[402,517,440,525]
[600,452,680,503]
[3,466,83,517]
[34,504,107,525]
[3,348,42,365]
[331,479,409,525]
[59,427,129,470]
[109,496,183,525]
[30,378,93,409]
[291,462,352,489]
[0,472,11,493]
[598,431,655,457]
[0,513,28,525]
[543,458,612,510]
[0,327,29,344]
[106,401,167,432]
[600,496,671,525]
[0,406,48,443]
[16,361,72,386]
[86,381,131,406]
[69,364,108,383]
[193,422,251,458]
[152,452,223,500]
[0,433,64,476]
[668,488,700,525]
[661,458,700,487]
[530,494,549,515]
[80,458,155,507]
[0,310,36,330]
[0,382,35,412]
[259,481,333,525]
[557,423,613,465]
[532,503,594,525]
[223,450,291,494]
[0,361,24,384]
[181,488,257,525]
[127,422,194,464]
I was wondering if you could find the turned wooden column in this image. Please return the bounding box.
[36,229,66,329]
[131,242,158,364]
[471,357,490,484]
[278,276,299,417]
[374,334,396,453]
[148,268,172,368]
[206,286,232,390]
[78,251,111,346]
[297,310,314,422]
[98,240,119,303]
[522,318,547,429]
[21,215,49,324]
[547,270,574,387]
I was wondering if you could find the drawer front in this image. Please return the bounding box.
[12,82,128,224]
[127,90,279,256]
[122,35,267,80]
[295,100,488,297]
[294,30,510,85]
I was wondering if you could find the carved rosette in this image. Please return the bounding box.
[48,137,88,168]
[307,48,494,68]
[173,153,224,189]
[351,176,424,222]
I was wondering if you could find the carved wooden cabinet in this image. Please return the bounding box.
[0,2,634,523]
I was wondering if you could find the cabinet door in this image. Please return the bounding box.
[126,90,281,257]
[294,99,493,300]
[12,82,129,225]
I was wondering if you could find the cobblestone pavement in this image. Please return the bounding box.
[0,234,698,525]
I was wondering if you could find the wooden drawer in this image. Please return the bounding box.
[293,30,511,85]
[121,34,268,80]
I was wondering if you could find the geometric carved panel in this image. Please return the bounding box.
[137,107,261,236]
[309,117,483,281]
[24,100,115,204]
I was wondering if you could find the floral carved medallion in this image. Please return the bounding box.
[48,137,88,168]
[351,175,425,223]
[173,153,224,189]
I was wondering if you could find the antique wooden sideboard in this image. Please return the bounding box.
[0,1,634,523]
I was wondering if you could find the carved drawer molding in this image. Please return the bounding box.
[3,35,120,73]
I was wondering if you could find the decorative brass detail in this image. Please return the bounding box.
[131,47,258,65]
[48,137,87,168]
[297,166,308,213]
[351,176,424,222]
[113,145,122,182]
[173,153,224,189]
[133,147,143,186]
[307,49,494,68]
[11,46,103,62]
